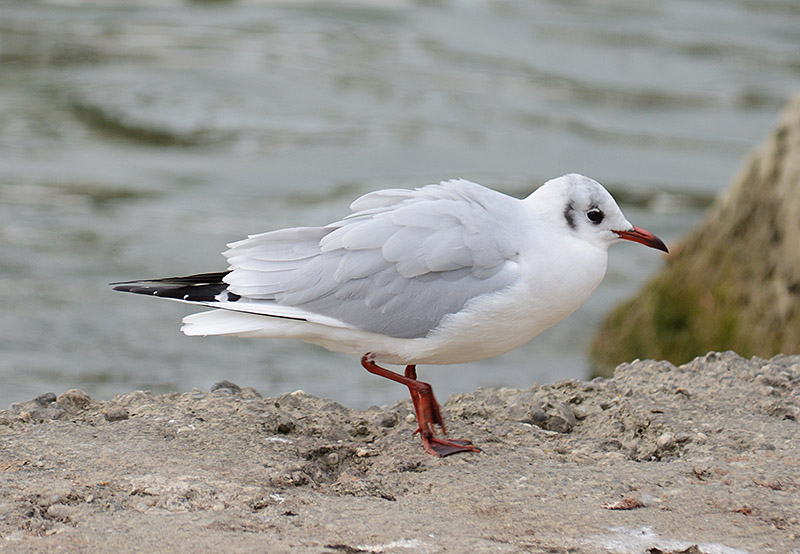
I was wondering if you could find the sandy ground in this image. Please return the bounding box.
[1,351,799,553]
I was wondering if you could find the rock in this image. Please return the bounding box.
[33,393,57,406]
[102,406,129,422]
[45,504,76,522]
[528,402,577,433]
[591,93,800,373]
[211,381,241,395]
[55,389,92,414]
[529,407,548,427]
[549,402,577,433]
[379,411,398,428]
[10,394,67,421]
[656,432,675,450]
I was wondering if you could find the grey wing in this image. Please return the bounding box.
[223,179,524,338]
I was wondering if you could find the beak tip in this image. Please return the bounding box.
[615,226,669,254]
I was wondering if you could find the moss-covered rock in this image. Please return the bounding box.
[591,94,800,375]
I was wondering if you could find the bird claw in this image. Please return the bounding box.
[422,435,481,457]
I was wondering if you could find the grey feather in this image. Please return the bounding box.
[222,179,525,338]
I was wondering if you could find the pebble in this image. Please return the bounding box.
[103,406,129,422]
[211,381,241,395]
[571,405,588,420]
[656,432,675,450]
[276,419,295,434]
[599,439,623,451]
[528,408,548,427]
[33,392,57,406]
[379,412,398,428]
[56,389,92,413]
[545,403,577,433]
[46,504,75,521]
[30,406,67,421]
[506,403,529,421]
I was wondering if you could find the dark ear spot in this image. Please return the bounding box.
[563,202,576,230]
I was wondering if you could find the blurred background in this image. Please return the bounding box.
[2,0,800,409]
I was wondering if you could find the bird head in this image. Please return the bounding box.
[527,173,669,253]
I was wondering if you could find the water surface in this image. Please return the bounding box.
[2,0,800,408]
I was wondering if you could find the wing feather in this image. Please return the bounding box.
[220,179,525,338]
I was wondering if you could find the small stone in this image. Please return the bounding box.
[276,418,295,434]
[290,471,308,486]
[600,439,623,451]
[380,412,398,428]
[355,448,372,457]
[696,432,708,443]
[56,389,92,413]
[351,422,370,436]
[33,393,57,406]
[571,406,588,420]
[546,403,577,433]
[30,405,66,421]
[656,432,675,450]
[506,403,529,421]
[547,414,573,433]
[103,406,129,422]
[211,381,241,394]
[405,413,416,424]
[46,504,75,521]
[529,408,548,427]
[324,427,351,442]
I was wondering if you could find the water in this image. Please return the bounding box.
[2,0,799,409]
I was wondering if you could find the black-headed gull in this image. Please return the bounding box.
[113,174,668,456]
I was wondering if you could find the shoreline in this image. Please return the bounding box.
[1,351,798,553]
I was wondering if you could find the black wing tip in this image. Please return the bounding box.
[111,283,159,294]
[110,271,233,302]
[110,271,230,286]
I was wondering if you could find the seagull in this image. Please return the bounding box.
[112,174,668,456]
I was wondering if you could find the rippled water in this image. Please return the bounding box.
[2,0,800,409]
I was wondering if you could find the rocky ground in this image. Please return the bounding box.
[1,351,799,553]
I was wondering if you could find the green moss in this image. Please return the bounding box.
[591,95,800,374]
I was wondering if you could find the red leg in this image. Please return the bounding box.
[361,354,480,457]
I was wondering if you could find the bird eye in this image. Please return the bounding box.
[586,208,604,224]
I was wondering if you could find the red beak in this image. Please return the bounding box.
[614,226,669,253]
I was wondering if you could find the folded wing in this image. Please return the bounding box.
[221,179,525,338]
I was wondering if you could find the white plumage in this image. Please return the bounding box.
[168,174,664,364]
[113,173,668,456]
